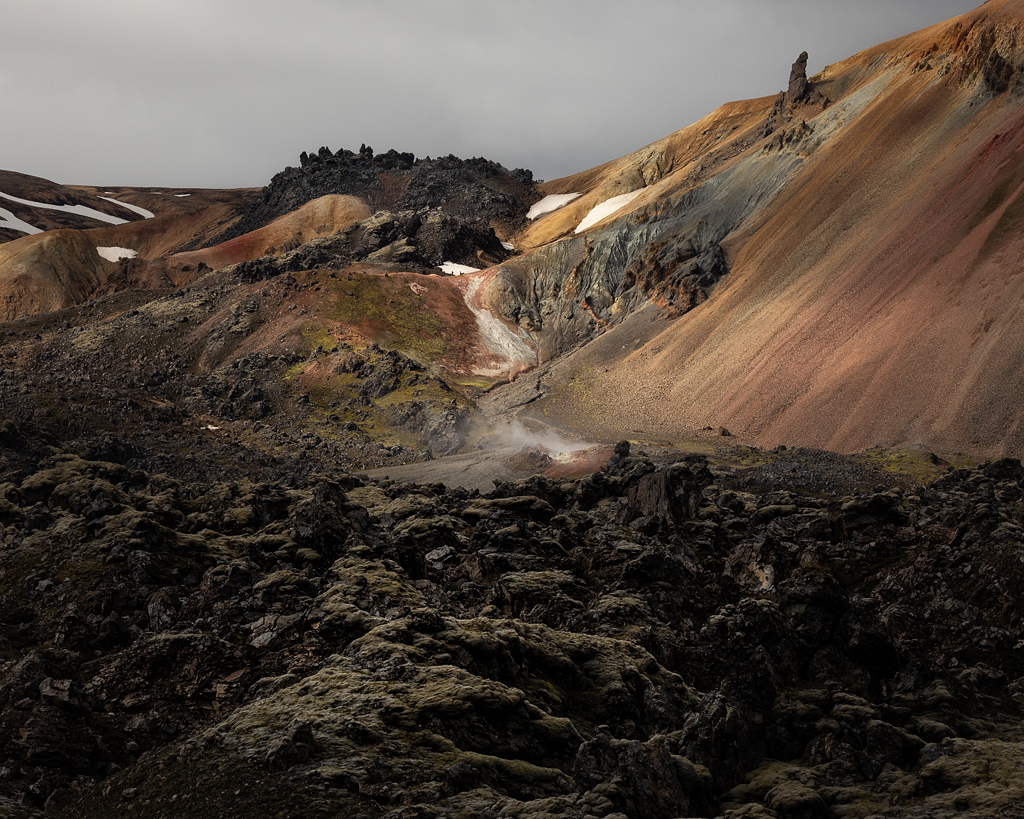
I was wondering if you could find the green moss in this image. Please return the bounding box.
[300,321,337,353]
[852,446,969,483]
[373,379,466,408]
[447,374,499,391]
[707,443,781,470]
[326,274,448,363]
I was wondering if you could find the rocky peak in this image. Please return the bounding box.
[204,145,538,250]
[762,51,817,137]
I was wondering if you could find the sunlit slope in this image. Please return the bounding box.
[524,0,1024,458]
[165,195,370,281]
[516,96,777,251]
[0,230,114,318]
[0,203,255,320]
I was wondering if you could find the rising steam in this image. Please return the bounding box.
[489,420,591,456]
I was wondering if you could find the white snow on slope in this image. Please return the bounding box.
[501,241,515,251]
[96,247,138,262]
[0,207,43,235]
[0,191,128,226]
[441,261,479,276]
[174,193,191,197]
[463,277,535,375]
[527,193,581,220]
[574,190,644,234]
[98,196,155,219]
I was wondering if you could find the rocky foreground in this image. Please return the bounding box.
[1,427,1022,818]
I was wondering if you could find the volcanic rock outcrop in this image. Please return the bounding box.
[226,205,512,278]
[209,146,537,248]
[788,51,810,103]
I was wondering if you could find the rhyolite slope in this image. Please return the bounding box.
[485,0,1024,460]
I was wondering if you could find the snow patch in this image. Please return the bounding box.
[441,261,479,276]
[98,196,154,219]
[0,191,128,226]
[174,193,191,197]
[501,241,515,251]
[574,189,644,234]
[96,246,139,262]
[527,193,581,220]
[0,207,43,235]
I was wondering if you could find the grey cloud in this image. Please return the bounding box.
[4,0,981,188]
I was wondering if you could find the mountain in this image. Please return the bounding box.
[481,0,1024,461]
[3,2,1024,818]
[8,2,1024,460]
[0,172,259,319]
[0,150,545,471]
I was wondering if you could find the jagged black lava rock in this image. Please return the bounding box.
[1,423,1023,819]
[201,146,537,250]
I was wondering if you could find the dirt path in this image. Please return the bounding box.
[362,446,523,491]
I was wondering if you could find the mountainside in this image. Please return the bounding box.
[486,0,1024,460]
[9,7,1024,458]
[0,173,258,320]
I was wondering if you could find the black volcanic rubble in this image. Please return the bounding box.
[233,204,510,278]
[205,146,537,251]
[1,431,1022,818]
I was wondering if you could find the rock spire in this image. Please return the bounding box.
[788,51,809,103]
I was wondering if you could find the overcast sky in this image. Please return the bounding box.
[3,0,982,189]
